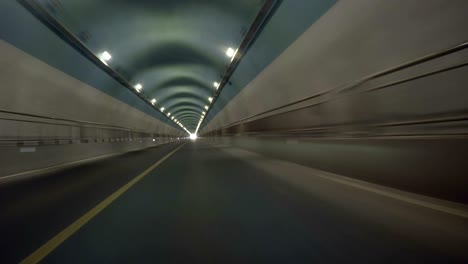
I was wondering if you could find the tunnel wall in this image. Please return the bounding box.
[201,0,468,203]
[0,2,190,177]
[0,1,179,129]
[0,40,183,177]
[202,0,468,134]
[0,40,182,136]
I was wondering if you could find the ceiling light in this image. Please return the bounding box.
[167,113,171,117]
[151,99,156,104]
[160,107,164,112]
[204,106,208,110]
[135,83,142,91]
[202,111,206,114]
[100,51,112,61]
[208,97,213,102]
[226,47,235,57]
[213,82,219,89]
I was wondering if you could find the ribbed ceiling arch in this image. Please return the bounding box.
[36,0,266,132]
[172,111,205,120]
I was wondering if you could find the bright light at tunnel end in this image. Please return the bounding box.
[189,134,197,140]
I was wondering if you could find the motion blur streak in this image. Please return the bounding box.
[1,0,468,263]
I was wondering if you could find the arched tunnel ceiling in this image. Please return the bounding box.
[36,0,266,132]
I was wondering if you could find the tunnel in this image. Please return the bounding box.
[1,0,468,263]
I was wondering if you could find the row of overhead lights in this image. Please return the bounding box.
[98,46,238,135]
[197,47,237,134]
[98,50,188,131]
[194,47,237,135]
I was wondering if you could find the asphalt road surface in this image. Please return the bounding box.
[1,141,467,263]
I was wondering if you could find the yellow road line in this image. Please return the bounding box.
[20,143,186,264]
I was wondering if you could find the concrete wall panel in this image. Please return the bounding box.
[202,0,468,133]
[0,40,183,137]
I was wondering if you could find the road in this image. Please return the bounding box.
[1,141,467,263]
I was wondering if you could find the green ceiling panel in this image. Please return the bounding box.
[32,0,265,131]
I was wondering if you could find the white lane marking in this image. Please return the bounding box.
[310,169,468,219]
[210,142,468,219]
